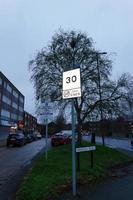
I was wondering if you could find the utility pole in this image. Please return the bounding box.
[96,52,107,146]
[63,39,81,196]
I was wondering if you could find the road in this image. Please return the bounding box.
[0,138,50,200]
[1,134,132,200]
[83,135,133,151]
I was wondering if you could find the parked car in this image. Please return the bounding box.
[6,133,26,147]
[83,132,91,136]
[36,133,42,139]
[51,131,73,146]
[34,131,42,139]
[51,133,63,146]
[25,134,34,143]
[30,133,37,141]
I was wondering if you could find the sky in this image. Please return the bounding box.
[0,0,133,116]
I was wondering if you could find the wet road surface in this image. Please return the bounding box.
[0,138,50,200]
[83,135,133,151]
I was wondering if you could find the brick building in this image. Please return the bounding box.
[23,111,37,133]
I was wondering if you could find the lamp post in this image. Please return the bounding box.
[95,52,107,146]
[70,38,76,196]
[108,109,113,136]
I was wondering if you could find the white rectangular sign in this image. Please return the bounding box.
[63,68,81,99]
[76,146,96,153]
[40,102,53,116]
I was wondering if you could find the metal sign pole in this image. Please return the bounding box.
[45,117,48,160]
[63,67,81,196]
[72,98,76,196]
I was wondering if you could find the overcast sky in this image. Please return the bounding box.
[0,0,133,116]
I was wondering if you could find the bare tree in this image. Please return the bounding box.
[29,29,131,145]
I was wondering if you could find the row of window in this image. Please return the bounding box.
[0,109,23,121]
[0,78,24,103]
[1,95,24,111]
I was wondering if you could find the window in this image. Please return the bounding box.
[19,106,23,112]
[0,77,2,85]
[12,102,17,109]
[2,95,11,105]
[19,96,24,104]
[7,84,12,93]
[13,90,19,98]
[4,81,6,89]
[1,109,10,119]
[1,120,11,126]
[12,102,18,109]
[11,113,18,120]
[18,115,23,120]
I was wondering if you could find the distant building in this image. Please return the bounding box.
[23,111,37,133]
[0,71,24,136]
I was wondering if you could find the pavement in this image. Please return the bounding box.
[0,138,51,200]
[0,132,8,147]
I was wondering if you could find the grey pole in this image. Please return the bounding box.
[72,98,76,196]
[70,38,76,196]
[96,52,107,146]
[45,117,48,160]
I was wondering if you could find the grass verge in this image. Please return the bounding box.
[16,143,132,200]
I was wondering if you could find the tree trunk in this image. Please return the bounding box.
[77,120,82,146]
[102,134,105,146]
[101,121,105,146]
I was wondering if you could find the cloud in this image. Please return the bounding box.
[0,0,133,115]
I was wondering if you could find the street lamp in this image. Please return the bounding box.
[95,52,107,146]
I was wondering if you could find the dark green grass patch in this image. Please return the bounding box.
[16,143,132,200]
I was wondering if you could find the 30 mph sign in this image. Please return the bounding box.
[63,68,81,99]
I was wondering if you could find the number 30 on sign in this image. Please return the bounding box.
[63,68,81,99]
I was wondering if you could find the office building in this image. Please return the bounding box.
[0,71,24,135]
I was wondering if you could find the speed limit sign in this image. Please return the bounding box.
[63,68,81,99]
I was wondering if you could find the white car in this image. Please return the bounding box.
[35,131,42,139]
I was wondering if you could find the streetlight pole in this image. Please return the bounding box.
[96,52,107,146]
[70,38,76,196]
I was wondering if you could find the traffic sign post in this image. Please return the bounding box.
[45,118,48,160]
[71,98,76,195]
[76,146,96,168]
[63,68,81,99]
[43,102,53,161]
[63,68,81,196]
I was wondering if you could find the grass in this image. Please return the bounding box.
[16,142,132,200]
